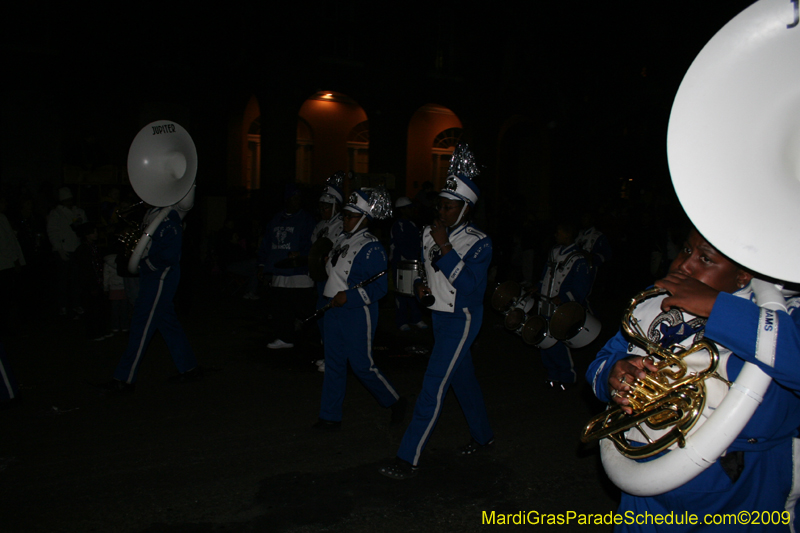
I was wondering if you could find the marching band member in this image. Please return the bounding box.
[380,144,493,479]
[575,210,612,267]
[103,188,199,393]
[314,187,405,430]
[536,220,594,390]
[586,228,800,532]
[310,173,345,372]
[312,172,345,246]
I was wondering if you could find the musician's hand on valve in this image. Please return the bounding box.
[609,356,658,414]
[332,291,347,308]
[655,273,720,318]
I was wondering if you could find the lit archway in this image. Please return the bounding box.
[431,127,463,184]
[348,120,369,174]
[297,91,368,184]
[406,103,463,197]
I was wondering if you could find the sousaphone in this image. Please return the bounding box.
[588,0,798,497]
[125,120,198,273]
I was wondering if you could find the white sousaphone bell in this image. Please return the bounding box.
[596,0,798,497]
[125,120,198,273]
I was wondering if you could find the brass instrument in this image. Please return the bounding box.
[587,0,797,496]
[115,201,146,258]
[125,120,198,273]
[581,288,727,459]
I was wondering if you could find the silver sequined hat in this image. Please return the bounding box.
[344,186,393,220]
[440,143,480,205]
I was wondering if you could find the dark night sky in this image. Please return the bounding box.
[1,1,758,197]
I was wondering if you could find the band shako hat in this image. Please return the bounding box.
[440,143,480,206]
[344,186,393,220]
[319,171,345,205]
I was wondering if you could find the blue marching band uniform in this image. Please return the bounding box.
[395,219,494,466]
[311,177,345,349]
[586,285,800,531]
[317,189,400,424]
[575,225,612,267]
[388,144,494,474]
[538,241,593,387]
[113,206,198,385]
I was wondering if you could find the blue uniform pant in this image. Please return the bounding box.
[114,267,197,383]
[540,341,576,384]
[397,308,493,466]
[319,303,399,421]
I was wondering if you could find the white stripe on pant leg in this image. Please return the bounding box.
[566,345,576,383]
[364,306,399,400]
[126,268,169,383]
[413,308,471,465]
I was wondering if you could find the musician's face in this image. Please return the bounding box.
[342,210,364,233]
[437,198,468,227]
[319,202,334,221]
[669,229,748,293]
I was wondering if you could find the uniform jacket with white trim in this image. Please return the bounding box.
[420,222,492,315]
[323,228,387,309]
[575,226,612,265]
[586,285,800,453]
[312,213,343,244]
[538,243,592,307]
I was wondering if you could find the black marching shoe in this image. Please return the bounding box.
[378,458,418,480]
[458,437,495,456]
[98,379,136,395]
[312,418,342,431]
[390,396,408,425]
[168,366,204,384]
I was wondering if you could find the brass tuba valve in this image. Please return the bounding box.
[581,288,725,459]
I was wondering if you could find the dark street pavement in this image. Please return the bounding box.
[1,276,623,532]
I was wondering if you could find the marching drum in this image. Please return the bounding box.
[520,315,557,349]
[548,302,601,349]
[396,260,423,296]
[491,280,522,311]
[503,294,536,331]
